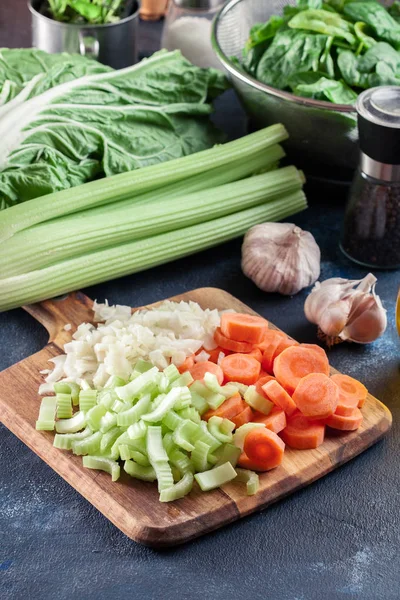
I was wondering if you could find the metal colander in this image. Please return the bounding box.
[212,0,391,171]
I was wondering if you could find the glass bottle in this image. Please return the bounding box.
[161,0,225,69]
[340,86,400,269]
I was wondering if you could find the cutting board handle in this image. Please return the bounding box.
[23,292,94,344]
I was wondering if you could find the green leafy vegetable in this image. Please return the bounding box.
[45,0,126,24]
[289,8,356,45]
[293,75,358,103]
[344,2,400,49]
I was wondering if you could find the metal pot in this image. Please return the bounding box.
[29,0,140,69]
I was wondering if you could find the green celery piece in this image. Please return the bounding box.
[207,416,235,443]
[124,460,156,482]
[117,394,152,426]
[133,359,154,374]
[172,420,199,452]
[233,423,266,451]
[104,375,127,389]
[110,431,132,459]
[55,410,86,433]
[141,387,182,423]
[118,444,132,462]
[72,431,102,456]
[36,396,58,431]
[205,392,226,411]
[159,472,194,502]
[194,462,237,491]
[157,374,170,394]
[203,373,238,399]
[191,440,212,473]
[192,421,221,453]
[173,387,192,410]
[170,371,194,388]
[212,443,241,468]
[99,410,117,433]
[53,427,93,450]
[82,455,120,481]
[0,191,307,311]
[235,468,260,496]
[162,410,184,431]
[176,406,201,424]
[97,388,118,410]
[127,420,147,440]
[169,448,194,475]
[111,399,131,413]
[190,391,209,416]
[153,461,174,493]
[54,381,80,406]
[86,403,107,431]
[163,363,180,383]
[56,392,72,419]
[191,377,231,409]
[229,382,249,396]
[162,432,176,455]
[100,425,121,452]
[130,450,150,467]
[79,389,97,411]
[244,385,274,415]
[147,426,169,463]
[116,367,158,401]
[150,393,166,410]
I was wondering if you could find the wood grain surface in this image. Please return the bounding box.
[0,288,392,547]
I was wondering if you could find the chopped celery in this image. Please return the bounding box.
[55,411,86,434]
[203,373,238,399]
[162,410,183,431]
[229,382,249,396]
[86,404,107,431]
[172,420,199,452]
[83,455,120,482]
[170,371,194,388]
[56,393,73,419]
[36,396,57,431]
[233,423,266,450]
[162,432,176,455]
[104,375,127,389]
[207,416,235,443]
[124,460,156,482]
[111,399,130,413]
[79,389,97,412]
[110,431,131,459]
[97,388,118,410]
[141,388,182,423]
[190,391,208,415]
[163,363,180,384]
[205,392,226,411]
[153,460,174,492]
[176,406,201,424]
[72,431,102,456]
[134,359,154,374]
[190,381,208,397]
[191,440,212,473]
[115,367,158,401]
[99,411,118,433]
[192,421,221,453]
[100,425,121,452]
[127,420,147,440]
[244,385,274,415]
[146,426,168,463]
[160,472,194,502]
[212,443,241,468]
[169,448,194,475]
[189,379,226,409]
[235,468,260,496]
[54,381,80,406]
[53,427,92,450]
[150,393,166,410]
[117,394,152,426]
[130,450,150,467]
[118,444,131,461]
[158,374,170,394]
[194,462,237,491]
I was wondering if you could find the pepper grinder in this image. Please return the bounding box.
[340,86,400,268]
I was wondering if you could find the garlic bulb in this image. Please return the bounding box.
[304,273,387,345]
[241,223,321,295]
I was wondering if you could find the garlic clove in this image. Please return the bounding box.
[340,288,387,344]
[318,298,353,338]
[241,223,321,296]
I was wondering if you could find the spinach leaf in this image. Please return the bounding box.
[389,1,400,24]
[344,2,400,49]
[256,29,328,89]
[297,0,324,9]
[242,16,285,74]
[292,75,358,103]
[354,21,377,50]
[337,42,400,88]
[289,9,356,46]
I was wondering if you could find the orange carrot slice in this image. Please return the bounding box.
[256,329,286,352]
[202,393,245,421]
[230,405,255,429]
[300,343,329,363]
[178,355,195,374]
[274,346,330,395]
[237,452,274,472]
[243,427,285,470]
[220,353,261,385]
[262,379,297,416]
[280,413,325,449]
[292,373,338,419]
[272,337,299,361]
[220,313,268,345]
[330,373,368,413]
[248,347,263,363]
[189,361,224,385]
[253,407,287,433]
[214,327,253,353]
[325,407,363,431]
[255,374,276,397]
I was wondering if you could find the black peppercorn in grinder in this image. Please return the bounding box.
[340,86,400,269]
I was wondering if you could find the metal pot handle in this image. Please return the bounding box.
[78,30,100,60]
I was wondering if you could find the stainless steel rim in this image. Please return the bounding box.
[211,0,355,114]
[28,0,140,29]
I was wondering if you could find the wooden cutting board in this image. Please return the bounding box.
[0,288,392,547]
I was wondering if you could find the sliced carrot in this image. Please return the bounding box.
[262,379,297,416]
[280,413,325,449]
[238,452,275,472]
[258,369,269,378]
[220,353,261,385]
[325,407,363,431]
[256,329,286,353]
[243,427,285,470]
[255,374,275,397]
[248,347,263,363]
[202,393,245,421]
[292,373,338,419]
[274,346,330,395]
[214,327,253,353]
[220,312,268,345]
[230,405,255,428]
[301,343,329,363]
[178,355,195,374]
[272,337,299,361]
[206,346,229,363]
[189,361,224,385]
[253,407,287,433]
[330,374,368,413]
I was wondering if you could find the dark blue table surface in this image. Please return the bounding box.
[1,6,400,600]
